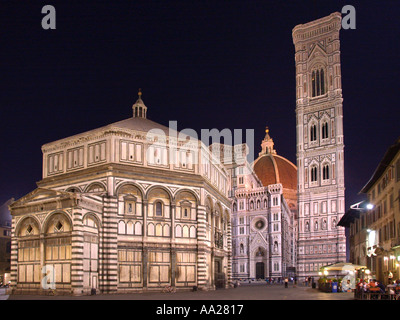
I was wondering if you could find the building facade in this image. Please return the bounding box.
[9,93,232,295]
[292,12,347,278]
[228,128,297,281]
[342,137,400,284]
[8,12,352,294]
[0,199,12,286]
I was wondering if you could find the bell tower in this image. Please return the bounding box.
[292,12,346,278]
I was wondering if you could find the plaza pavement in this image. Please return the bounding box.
[0,288,8,300]
[6,282,354,300]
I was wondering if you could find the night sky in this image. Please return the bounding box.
[1,0,399,209]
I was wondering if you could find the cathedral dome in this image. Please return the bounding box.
[253,154,297,190]
[253,127,297,190]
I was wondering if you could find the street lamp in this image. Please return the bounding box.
[350,201,374,210]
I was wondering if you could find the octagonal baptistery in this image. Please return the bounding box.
[9,91,232,295]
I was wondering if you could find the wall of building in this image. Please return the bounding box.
[293,12,347,277]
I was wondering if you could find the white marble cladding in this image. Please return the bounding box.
[41,126,229,197]
[293,12,346,277]
[268,184,282,194]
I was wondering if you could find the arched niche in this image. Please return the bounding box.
[175,190,198,220]
[147,187,171,218]
[116,183,144,216]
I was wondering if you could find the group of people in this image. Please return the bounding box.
[357,278,400,295]
[304,276,314,287]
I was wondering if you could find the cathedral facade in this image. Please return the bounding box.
[229,129,298,281]
[9,93,232,295]
[292,12,347,278]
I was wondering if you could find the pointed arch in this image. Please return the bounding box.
[310,62,327,97]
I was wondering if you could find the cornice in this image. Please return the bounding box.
[292,12,342,45]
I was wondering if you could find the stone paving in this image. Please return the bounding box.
[6,282,354,300]
[0,288,8,300]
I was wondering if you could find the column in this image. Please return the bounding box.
[196,205,209,290]
[142,200,148,290]
[142,199,148,237]
[70,209,84,295]
[170,203,176,287]
[171,249,176,287]
[99,195,118,294]
[226,218,233,287]
[9,217,18,293]
[171,203,176,239]
[142,247,148,290]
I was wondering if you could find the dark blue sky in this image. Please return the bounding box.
[1,0,399,209]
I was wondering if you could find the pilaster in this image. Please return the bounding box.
[9,217,18,292]
[99,195,118,293]
[70,209,84,295]
[196,205,209,290]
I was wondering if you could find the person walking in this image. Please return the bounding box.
[284,277,289,288]
[305,277,308,287]
[388,272,393,284]
[376,280,386,294]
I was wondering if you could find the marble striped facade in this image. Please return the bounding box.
[9,97,232,295]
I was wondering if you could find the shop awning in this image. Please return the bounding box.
[320,262,367,271]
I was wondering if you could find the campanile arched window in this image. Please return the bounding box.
[310,124,317,142]
[321,121,329,139]
[311,166,318,182]
[311,67,326,97]
[322,164,330,180]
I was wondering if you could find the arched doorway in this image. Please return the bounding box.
[256,262,265,279]
[214,258,225,289]
[254,247,267,280]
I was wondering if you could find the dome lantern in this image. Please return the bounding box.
[132,88,148,119]
[260,126,276,156]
